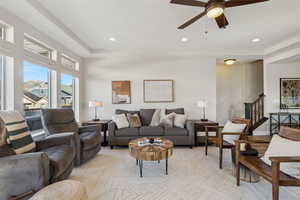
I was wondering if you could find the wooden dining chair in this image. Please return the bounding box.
[205,118,251,169]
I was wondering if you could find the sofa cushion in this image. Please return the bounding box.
[165,127,188,136]
[140,109,156,126]
[80,131,101,150]
[43,145,75,179]
[165,108,185,115]
[115,128,139,136]
[115,109,139,115]
[140,126,164,136]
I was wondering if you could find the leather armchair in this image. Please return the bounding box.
[0,133,75,200]
[41,108,101,165]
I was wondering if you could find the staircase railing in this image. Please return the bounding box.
[244,93,265,128]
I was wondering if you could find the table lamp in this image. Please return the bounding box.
[197,100,208,121]
[89,101,103,121]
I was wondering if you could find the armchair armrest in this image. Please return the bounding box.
[108,121,117,133]
[221,132,244,135]
[205,125,224,130]
[36,132,75,151]
[269,156,300,163]
[186,120,195,146]
[0,152,50,200]
[79,125,101,134]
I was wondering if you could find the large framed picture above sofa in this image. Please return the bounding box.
[143,80,174,103]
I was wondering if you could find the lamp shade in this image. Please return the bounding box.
[197,100,208,108]
[89,101,103,108]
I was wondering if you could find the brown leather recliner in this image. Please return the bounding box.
[0,112,76,200]
[41,108,102,165]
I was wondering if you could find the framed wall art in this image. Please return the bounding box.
[112,81,131,104]
[143,80,174,103]
[280,78,300,109]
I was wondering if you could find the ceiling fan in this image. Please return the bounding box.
[170,0,269,29]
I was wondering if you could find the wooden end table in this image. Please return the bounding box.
[192,120,218,146]
[82,120,111,146]
[129,138,173,177]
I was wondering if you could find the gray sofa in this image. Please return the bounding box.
[108,108,194,148]
[41,108,102,165]
[0,132,75,200]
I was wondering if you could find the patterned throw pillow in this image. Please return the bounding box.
[0,111,36,154]
[127,114,142,128]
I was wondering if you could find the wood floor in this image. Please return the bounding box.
[69,147,300,200]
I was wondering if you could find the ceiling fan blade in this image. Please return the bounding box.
[170,0,207,7]
[178,11,206,29]
[225,0,269,8]
[215,13,229,29]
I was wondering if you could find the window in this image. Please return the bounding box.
[23,61,49,117]
[0,20,14,43]
[61,54,79,71]
[0,55,5,110]
[24,35,56,61]
[61,73,74,109]
[0,27,4,40]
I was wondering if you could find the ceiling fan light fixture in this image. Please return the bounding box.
[224,59,237,65]
[206,3,224,18]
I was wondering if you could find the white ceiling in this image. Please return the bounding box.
[1,0,300,57]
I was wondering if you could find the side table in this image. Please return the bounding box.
[82,120,111,146]
[192,120,218,146]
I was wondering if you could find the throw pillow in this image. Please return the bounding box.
[174,114,187,128]
[261,134,300,179]
[160,112,176,128]
[222,120,247,145]
[127,114,142,128]
[112,114,129,129]
[0,111,36,154]
[150,109,161,126]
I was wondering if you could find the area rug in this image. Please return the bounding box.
[69,147,300,200]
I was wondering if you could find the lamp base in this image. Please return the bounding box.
[200,119,208,122]
[92,118,100,121]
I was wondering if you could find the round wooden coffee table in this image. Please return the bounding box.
[129,138,173,177]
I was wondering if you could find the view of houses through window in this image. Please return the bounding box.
[23,61,49,117]
[61,73,74,109]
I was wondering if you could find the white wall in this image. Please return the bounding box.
[83,53,217,121]
[216,61,263,124]
[0,7,83,119]
[264,61,300,114]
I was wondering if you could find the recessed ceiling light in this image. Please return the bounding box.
[109,37,116,42]
[181,37,189,42]
[252,38,261,43]
[224,59,237,65]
